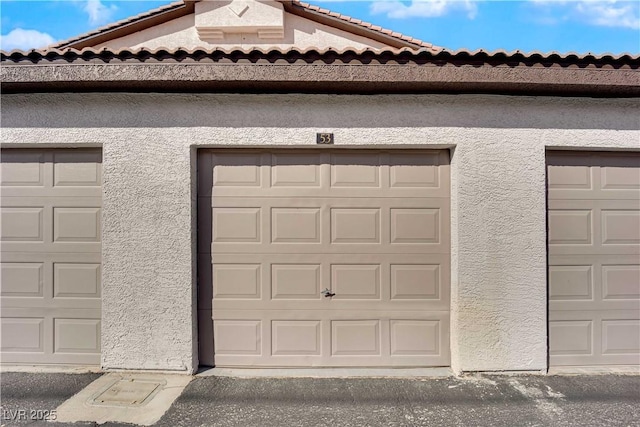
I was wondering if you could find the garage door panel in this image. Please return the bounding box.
[0,150,46,187]
[211,196,449,208]
[550,300,640,312]
[211,252,450,264]
[212,152,267,189]
[201,150,450,367]
[2,352,100,366]
[212,207,262,243]
[2,307,101,318]
[548,151,640,367]
[0,196,102,207]
[601,210,640,245]
[209,203,450,255]
[212,310,450,367]
[2,310,102,364]
[271,263,321,300]
[52,150,102,187]
[548,151,640,201]
[0,317,45,353]
[549,189,640,201]
[1,262,44,297]
[549,311,640,366]
[272,320,322,356]
[602,320,640,355]
[203,151,449,199]
[1,197,102,254]
[549,244,640,262]
[602,265,640,300]
[548,200,639,212]
[2,300,101,311]
[390,320,442,356]
[3,242,102,255]
[1,187,101,199]
[271,208,321,243]
[1,149,101,366]
[214,310,450,320]
[549,264,593,301]
[210,256,450,311]
[53,207,101,243]
[0,207,44,242]
[272,153,323,188]
[549,259,639,311]
[0,352,100,366]
[0,252,101,263]
[600,165,640,190]
[54,318,101,354]
[551,353,640,366]
[389,152,445,189]
[548,162,593,190]
[212,186,448,199]
[331,319,381,355]
[212,243,449,255]
[215,300,450,312]
[550,255,639,265]
[212,247,450,256]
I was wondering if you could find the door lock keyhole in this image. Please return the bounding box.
[321,288,335,297]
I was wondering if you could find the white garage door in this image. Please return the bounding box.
[198,150,450,367]
[1,149,102,366]
[548,151,640,367]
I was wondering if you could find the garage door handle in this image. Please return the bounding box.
[321,288,335,298]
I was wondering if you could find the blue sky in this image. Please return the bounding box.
[1,0,638,53]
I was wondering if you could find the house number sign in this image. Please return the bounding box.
[316,133,334,144]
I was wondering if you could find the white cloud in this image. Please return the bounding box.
[0,28,56,51]
[371,0,478,20]
[574,1,639,29]
[531,1,639,29]
[83,0,118,26]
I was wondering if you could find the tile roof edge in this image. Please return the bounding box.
[440,48,639,59]
[51,0,189,49]
[284,0,441,51]
[2,46,637,62]
[1,46,425,56]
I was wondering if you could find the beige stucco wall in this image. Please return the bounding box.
[2,93,638,373]
[94,11,388,51]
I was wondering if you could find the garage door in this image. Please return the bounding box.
[548,151,640,367]
[198,150,450,367]
[1,149,102,365]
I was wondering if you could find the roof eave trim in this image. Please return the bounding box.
[2,63,638,97]
[281,2,431,51]
[54,1,194,49]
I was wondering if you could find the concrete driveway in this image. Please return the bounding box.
[1,372,639,426]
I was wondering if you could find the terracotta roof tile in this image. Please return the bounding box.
[3,47,638,97]
[2,46,637,68]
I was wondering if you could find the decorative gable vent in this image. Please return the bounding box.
[195,0,285,40]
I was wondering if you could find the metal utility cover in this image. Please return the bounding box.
[0,149,102,366]
[547,151,640,367]
[198,149,451,367]
[91,379,164,407]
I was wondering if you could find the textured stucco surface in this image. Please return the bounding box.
[3,64,638,98]
[95,9,388,51]
[1,93,638,373]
